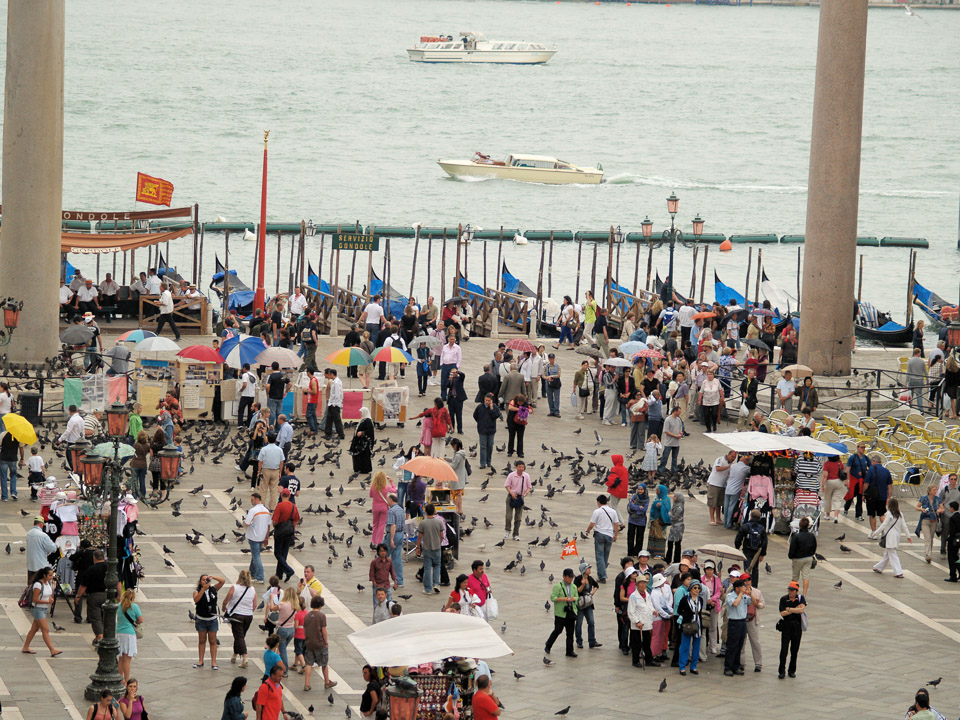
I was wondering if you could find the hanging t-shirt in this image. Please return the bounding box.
[55,503,79,536]
[794,456,823,491]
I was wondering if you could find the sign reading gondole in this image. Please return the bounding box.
[333,233,380,251]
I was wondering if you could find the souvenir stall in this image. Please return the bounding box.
[175,346,224,420]
[348,613,513,720]
[372,383,409,427]
[705,433,838,535]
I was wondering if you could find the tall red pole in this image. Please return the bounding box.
[254,130,270,313]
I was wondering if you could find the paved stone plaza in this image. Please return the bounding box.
[0,337,956,720]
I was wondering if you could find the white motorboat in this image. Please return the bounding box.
[407,32,557,65]
[438,153,604,185]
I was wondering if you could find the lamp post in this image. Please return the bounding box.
[84,404,181,701]
[946,320,960,356]
[641,194,703,304]
[0,299,23,350]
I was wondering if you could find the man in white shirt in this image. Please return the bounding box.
[322,368,345,440]
[706,450,737,526]
[359,295,385,347]
[585,494,620,583]
[59,280,74,319]
[74,279,100,315]
[68,269,86,292]
[676,300,696,345]
[776,370,796,413]
[275,414,294,459]
[58,405,86,469]
[155,282,181,341]
[99,273,119,306]
[130,272,148,295]
[288,287,308,319]
[439,335,462,402]
[243,491,272,582]
[237,363,258,427]
[144,269,163,295]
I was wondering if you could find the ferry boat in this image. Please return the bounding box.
[438,153,604,185]
[407,32,557,65]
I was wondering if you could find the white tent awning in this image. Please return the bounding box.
[347,612,513,667]
[704,431,841,456]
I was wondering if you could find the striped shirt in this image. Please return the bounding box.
[794,457,823,491]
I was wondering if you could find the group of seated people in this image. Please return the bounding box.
[59,268,204,321]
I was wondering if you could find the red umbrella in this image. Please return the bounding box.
[176,345,224,363]
[505,338,537,354]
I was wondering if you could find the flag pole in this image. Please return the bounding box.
[254,130,270,313]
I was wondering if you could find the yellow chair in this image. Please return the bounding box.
[817,429,840,443]
[905,440,931,465]
[770,409,790,424]
[839,411,860,428]
[859,418,880,439]
[938,450,960,470]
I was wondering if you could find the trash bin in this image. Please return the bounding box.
[19,391,41,426]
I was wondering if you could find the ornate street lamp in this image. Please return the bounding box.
[644,195,703,304]
[69,438,92,476]
[946,321,960,354]
[157,444,183,490]
[105,402,129,439]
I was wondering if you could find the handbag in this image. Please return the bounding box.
[681,621,698,637]
[140,697,149,720]
[122,608,143,639]
[223,586,251,625]
[149,455,161,474]
[484,596,499,620]
[509,495,524,509]
[577,592,594,610]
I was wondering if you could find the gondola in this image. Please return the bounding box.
[655,272,688,305]
[855,302,914,346]
[157,252,186,285]
[209,255,256,316]
[306,262,330,294]
[501,260,536,298]
[715,271,794,337]
[364,268,408,320]
[912,280,953,329]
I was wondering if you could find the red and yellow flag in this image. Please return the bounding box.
[135,172,174,207]
[560,539,578,558]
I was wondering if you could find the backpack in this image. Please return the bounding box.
[515,405,530,426]
[744,523,763,552]
[432,410,449,438]
[18,584,33,609]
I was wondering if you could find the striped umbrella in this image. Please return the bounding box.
[372,346,414,364]
[223,336,269,369]
[325,347,373,367]
[116,329,157,343]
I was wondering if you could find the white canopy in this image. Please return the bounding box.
[347,612,513,667]
[704,431,841,456]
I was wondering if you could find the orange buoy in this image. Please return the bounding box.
[719,239,733,252]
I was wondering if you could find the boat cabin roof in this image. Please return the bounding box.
[508,154,560,163]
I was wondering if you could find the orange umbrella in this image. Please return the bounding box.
[401,456,457,484]
[692,311,715,320]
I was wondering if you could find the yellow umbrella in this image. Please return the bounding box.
[2,413,37,445]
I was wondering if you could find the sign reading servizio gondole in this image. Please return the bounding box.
[333,233,380,251]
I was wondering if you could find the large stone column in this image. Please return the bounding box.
[1,0,65,365]
[798,0,868,376]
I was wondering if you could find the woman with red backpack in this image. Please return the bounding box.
[413,398,452,458]
[506,394,531,459]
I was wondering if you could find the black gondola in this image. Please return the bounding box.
[855,302,914,346]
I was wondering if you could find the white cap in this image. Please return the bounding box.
[624,567,638,578]
[123,494,138,505]
[729,570,742,578]
[651,573,666,589]
[44,478,58,489]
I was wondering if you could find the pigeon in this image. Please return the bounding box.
[308,705,314,714]
[52,620,66,632]
[513,670,524,680]
[500,622,507,634]
[357,584,365,592]
[398,594,412,600]
[835,533,845,542]
[544,601,551,611]
[833,580,843,589]
[927,677,942,687]
[4,543,9,555]
[814,553,826,562]
[658,678,667,693]
[594,430,603,446]
[188,610,196,621]
[327,694,334,705]
[543,656,554,666]
[163,545,175,555]
[764,562,772,574]
[345,707,353,719]
[555,707,571,717]
[163,558,175,568]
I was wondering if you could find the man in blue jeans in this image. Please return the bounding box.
[417,503,444,594]
[0,430,23,501]
[585,494,619,583]
[385,493,406,587]
[243,492,271,582]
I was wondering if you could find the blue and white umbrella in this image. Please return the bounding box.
[618,340,649,356]
[223,336,269,369]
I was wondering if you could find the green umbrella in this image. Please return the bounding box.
[90,442,136,462]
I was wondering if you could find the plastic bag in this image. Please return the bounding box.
[484,596,499,620]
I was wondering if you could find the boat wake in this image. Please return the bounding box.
[602,174,951,199]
